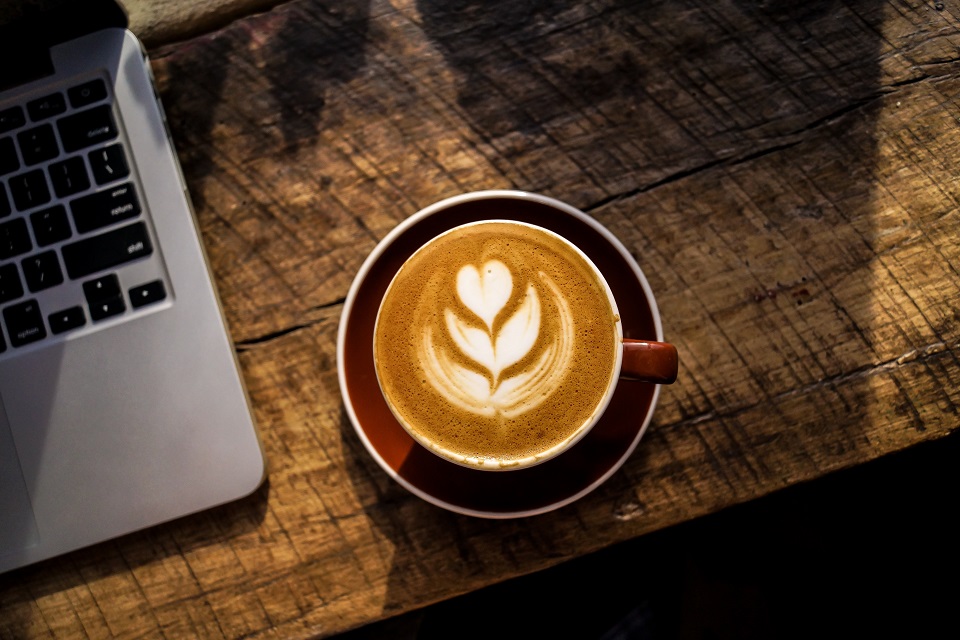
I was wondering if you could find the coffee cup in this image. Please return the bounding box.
[372,195,677,472]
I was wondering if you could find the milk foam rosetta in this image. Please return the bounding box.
[374,221,620,467]
[423,259,574,417]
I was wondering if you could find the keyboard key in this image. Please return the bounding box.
[27,93,67,121]
[0,218,31,259]
[82,273,121,303]
[0,263,24,303]
[49,306,86,334]
[68,79,108,109]
[130,280,166,308]
[89,297,125,321]
[0,137,18,176]
[8,169,50,211]
[84,273,126,321]
[3,299,46,347]
[71,182,140,233]
[89,144,129,185]
[30,205,72,246]
[49,156,91,198]
[0,106,25,134]
[22,251,63,293]
[0,184,9,218]
[61,221,152,279]
[0,329,5,352]
[57,105,117,152]
[17,124,59,165]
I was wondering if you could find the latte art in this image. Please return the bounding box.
[421,262,575,417]
[374,220,621,468]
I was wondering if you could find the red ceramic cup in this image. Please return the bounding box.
[372,217,676,471]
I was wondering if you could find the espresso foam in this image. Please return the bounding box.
[374,221,620,468]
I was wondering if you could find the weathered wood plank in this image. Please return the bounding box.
[3,0,960,637]
[119,0,284,47]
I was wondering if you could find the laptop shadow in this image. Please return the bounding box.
[0,477,268,609]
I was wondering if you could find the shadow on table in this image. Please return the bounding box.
[0,480,269,627]
[344,431,960,640]
[2,0,930,635]
[156,0,373,212]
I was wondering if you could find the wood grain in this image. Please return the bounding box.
[3,0,960,637]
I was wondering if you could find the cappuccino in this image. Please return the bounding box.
[374,220,621,469]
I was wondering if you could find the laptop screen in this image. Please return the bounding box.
[0,0,128,91]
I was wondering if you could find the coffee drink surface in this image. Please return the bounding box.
[374,220,621,469]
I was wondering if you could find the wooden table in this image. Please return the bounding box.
[3,0,960,637]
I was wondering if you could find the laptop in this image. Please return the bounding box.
[0,0,266,574]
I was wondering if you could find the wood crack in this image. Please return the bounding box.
[663,340,956,432]
[583,139,802,213]
[584,69,958,214]
[235,322,316,350]
[234,296,345,349]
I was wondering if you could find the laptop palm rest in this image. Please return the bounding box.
[0,395,40,556]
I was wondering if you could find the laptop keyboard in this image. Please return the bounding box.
[0,75,168,355]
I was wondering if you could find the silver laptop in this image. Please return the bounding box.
[0,0,265,574]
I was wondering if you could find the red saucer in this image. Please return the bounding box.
[337,191,664,518]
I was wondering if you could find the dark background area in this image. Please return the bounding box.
[338,430,959,640]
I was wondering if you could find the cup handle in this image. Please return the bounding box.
[621,339,678,384]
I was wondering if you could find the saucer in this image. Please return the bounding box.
[337,191,664,518]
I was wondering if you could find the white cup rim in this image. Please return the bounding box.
[373,217,625,470]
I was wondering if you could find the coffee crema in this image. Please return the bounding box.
[374,220,621,469]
